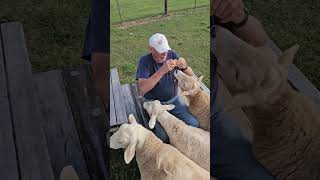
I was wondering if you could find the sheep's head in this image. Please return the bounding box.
[174,70,203,96]
[110,114,146,164]
[143,100,175,129]
[214,26,299,110]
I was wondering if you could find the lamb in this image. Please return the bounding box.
[174,69,210,131]
[215,25,320,180]
[143,100,210,171]
[110,114,210,180]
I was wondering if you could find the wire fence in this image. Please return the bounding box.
[111,0,209,24]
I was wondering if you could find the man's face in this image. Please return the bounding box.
[150,47,168,63]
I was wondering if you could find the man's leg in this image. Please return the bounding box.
[168,96,200,128]
[151,122,170,144]
[211,101,275,180]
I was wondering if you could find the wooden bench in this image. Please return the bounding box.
[0,22,108,180]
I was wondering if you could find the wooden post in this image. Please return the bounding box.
[164,0,168,15]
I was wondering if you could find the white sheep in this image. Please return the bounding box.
[143,100,210,171]
[174,69,210,131]
[110,114,210,180]
[215,25,320,180]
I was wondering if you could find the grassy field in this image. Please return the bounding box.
[110,7,210,179]
[245,0,320,89]
[111,0,209,24]
[0,0,89,73]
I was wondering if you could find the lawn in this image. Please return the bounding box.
[110,7,210,179]
[111,0,209,24]
[0,0,89,73]
[245,0,320,89]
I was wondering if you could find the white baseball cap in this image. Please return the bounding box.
[149,33,171,53]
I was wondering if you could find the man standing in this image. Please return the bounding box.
[136,33,199,143]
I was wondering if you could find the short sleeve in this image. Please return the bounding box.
[81,0,109,61]
[136,59,151,80]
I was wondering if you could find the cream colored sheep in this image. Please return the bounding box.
[110,114,210,180]
[174,69,210,131]
[143,100,210,171]
[215,25,320,180]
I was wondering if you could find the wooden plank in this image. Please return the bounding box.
[130,83,149,127]
[0,31,19,180]
[216,77,253,142]
[266,39,320,106]
[62,64,108,180]
[110,68,127,125]
[33,70,90,180]
[1,22,54,180]
[121,84,138,120]
[109,76,117,127]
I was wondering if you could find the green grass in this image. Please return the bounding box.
[245,0,320,89]
[110,7,210,178]
[0,0,89,73]
[111,0,209,24]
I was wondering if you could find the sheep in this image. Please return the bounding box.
[215,25,320,180]
[110,114,210,180]
[143,100,210,171]
[174,69,210,131]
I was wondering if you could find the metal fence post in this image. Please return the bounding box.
[164,0,168,15]
[115,0,123,22]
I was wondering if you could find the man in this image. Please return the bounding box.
[136,33,199,143]
[82,0,109,104]
[211,0,275,179]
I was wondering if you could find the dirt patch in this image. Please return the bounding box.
[112,6,208,29]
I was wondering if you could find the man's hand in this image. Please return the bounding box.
[213,0,245,24]
[160,59,176,74]
[176,57,187,70]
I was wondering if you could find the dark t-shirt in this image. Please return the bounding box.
[82,0,109,61]
[136,50,180,102]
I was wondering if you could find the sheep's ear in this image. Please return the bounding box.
[198,76,204,83]
[128,114,138,124]
[149,115,157,129]
[60,166,80,180]
[278,44,299,68]
[164,104,175,111]
[224,93,257,112]
[124,141,136,164]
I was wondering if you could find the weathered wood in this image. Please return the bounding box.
[110,77,116,127]
[121,84,138,120]
[33,70,90,180]
[130,83,149,127]
[266,39,320,106]
[110,68,127,125]
[0,31,19,180]
[1,22,54,180]
[62,64,108,180]
[216,77,253,142]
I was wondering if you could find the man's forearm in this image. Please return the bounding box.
[182,66,194,76]
[91,53,108,103]
[138,69,165,96]
[232,15,269,47]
